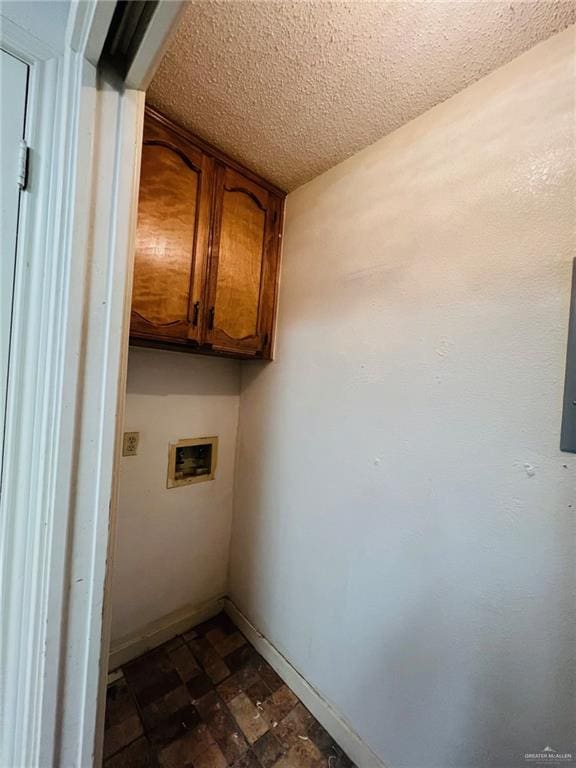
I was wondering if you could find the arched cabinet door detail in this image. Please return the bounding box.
[129,108,284,360]
[130,120,212,345]
[205,166,281,357]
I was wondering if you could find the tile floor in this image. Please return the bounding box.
[104,612,357,768]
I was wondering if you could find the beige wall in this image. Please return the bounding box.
[110,347,240,645]
[230,28,576,768]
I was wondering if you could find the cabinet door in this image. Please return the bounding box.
[205,165,281,357]
[130,115,212,344]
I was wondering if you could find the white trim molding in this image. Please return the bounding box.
[52,77,146,768]
[125,1,186,90]
[0,0,189,765]
[0,37,142,768]
[224,599,389,768]
[1,2,186,764]
[0,24,70,767]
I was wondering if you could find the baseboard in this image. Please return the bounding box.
[224,598,387,768]
[109,596,225,671]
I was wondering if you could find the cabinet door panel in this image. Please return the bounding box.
[131,118,211,344]
[215,186,266,340]
[206,167,276,356]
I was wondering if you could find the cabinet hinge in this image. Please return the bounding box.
[17,140,29,191]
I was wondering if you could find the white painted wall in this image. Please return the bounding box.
[230,28,576,768]
[110,347,240,645]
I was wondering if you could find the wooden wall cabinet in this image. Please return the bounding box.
[130,108,284,360]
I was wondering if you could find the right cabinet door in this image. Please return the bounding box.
[205,165,281,358]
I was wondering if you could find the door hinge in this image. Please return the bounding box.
[17,140,29,191]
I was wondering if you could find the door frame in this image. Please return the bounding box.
[0,3,183,766]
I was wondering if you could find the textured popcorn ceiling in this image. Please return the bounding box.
[148,1,576,191]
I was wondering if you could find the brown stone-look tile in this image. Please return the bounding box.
[274,703,315,750]
[187,638,217,668]
[307,723,356,767]
[148,704,201,748]
[306,720,333,754]
[323,744,356,768]
[167,644,200,682]
[140,685,189,727]
[270,739,327,768]
[186,671,214,702]
[191,740,229,768]
[231,751,261,768]
[206,658,231,684]
[104,679,143,757]
[104,717,143,760]
[106,678,139,727]
[261,685,299,727]
[244,679,272,707]
[140,685,200,747]
[107,618,357,768]
[224,644,255,673]
[134,670,182,708]
[252,731,285,768]
[123,648,175,694]
[104,736,158,768]
[188,638,231,683]
[157,723,227,768]
[228,692,269,744]
[123,648,182,709]
[196,690,249,763]
[216,667,261,704]
[248,655,284,693]
[208,630,247,658]
[205,627,227,648]
[192,615,223,638]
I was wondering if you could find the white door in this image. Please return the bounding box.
[1,49,28,469]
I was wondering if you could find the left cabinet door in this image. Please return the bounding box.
[130,112,213,345]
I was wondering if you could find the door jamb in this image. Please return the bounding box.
[0,2,183,765]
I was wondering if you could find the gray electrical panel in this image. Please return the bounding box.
[561,259,576,453]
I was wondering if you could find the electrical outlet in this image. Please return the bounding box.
[122,431,139,456]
